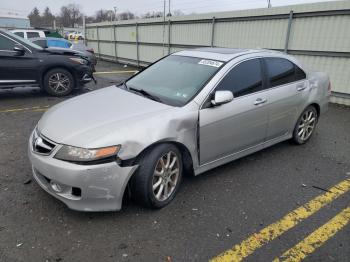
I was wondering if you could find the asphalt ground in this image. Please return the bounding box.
[0,61,349,262]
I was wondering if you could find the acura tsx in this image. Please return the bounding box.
[28,48,330,211]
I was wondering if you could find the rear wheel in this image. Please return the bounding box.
[292,106,318,144]
[43,68,75,96]
[130,144,183,209]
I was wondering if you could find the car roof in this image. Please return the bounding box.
[174,47,287,62]
[11,29,44,33]
[31,37,68,41]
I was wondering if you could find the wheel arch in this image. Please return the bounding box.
[309,102,320,117]
[40,66,76,89]
[130,140,194,176]
[120,140,195,206]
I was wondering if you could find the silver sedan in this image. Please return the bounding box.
[28,48,330,211]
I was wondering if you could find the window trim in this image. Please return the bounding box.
[200,56,266,109]
[262,56,307,90]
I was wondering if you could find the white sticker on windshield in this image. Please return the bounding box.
[198,59,223,68]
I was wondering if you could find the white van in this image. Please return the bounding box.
[11,29,46,39]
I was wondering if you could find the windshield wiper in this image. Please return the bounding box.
[116,81,128,89]
[129,87,162,103]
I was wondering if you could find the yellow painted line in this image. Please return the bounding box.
[94,70,137,75]
[273,206,350,262]
[211,178,350,262]
[32,109,48,112]
[0,105,50,113]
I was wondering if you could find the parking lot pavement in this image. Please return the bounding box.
[0,60,349,262]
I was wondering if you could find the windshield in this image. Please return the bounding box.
[126,55,224,106]
[7,31,43,50]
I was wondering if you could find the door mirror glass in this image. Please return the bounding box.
[211,90,233,106]
[13,44,25,56]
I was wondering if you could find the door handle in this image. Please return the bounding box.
[297,84,307,91]
[254,98,267,105]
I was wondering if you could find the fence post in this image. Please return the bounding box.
[83,16,86,45]
[211,16,216,47]
[136,22,139,67]
[168,19,171,54]
[113,24,118,63]
[284,10,294,53]
[96,26,100,59]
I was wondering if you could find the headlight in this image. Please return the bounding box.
[69,57,88,65]
[54,145,121,162]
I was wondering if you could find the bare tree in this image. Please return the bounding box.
[59,4,82,27]
[142,11,164,19]
[28,7,41,27]
[42,7,55,27]
[117,11,136,20]
[95,9,115,23]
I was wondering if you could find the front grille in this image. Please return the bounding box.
[32,131,56,155]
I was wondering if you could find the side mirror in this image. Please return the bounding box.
[211,90,233,106]
[13,44,25,56]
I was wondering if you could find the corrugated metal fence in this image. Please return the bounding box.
[85,1,350,105]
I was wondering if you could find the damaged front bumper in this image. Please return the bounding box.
[28,132,137,212]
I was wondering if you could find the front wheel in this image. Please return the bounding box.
[43,68,75,96]
[292,106,318,144]
[130,144,183,209]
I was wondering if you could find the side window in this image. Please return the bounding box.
[14,32,24,38]
[216,59,263,97]
[295,65,306,81]
[265,57,306,88]
[27,32,40,39]
[0,34,16,51]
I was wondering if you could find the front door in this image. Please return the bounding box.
[0,33,38,87]
[199,58,269,164]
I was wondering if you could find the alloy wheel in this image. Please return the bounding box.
[152,151,180,202]
[48,73,71,94]
[297,109,317,141]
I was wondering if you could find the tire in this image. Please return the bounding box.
[43,68,75,96]
[292,105,318,144]
[130,144,183,209]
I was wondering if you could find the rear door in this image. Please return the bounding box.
[262,57,308,140]
[199,58,269,164]
[0,33,38,87]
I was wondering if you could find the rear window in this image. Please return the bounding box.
[27,32,40,39]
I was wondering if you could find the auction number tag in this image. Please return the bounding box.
[198,59,223,68]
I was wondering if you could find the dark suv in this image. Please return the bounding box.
[0,30,93,96]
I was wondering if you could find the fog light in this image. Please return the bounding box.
[50,181,63,193]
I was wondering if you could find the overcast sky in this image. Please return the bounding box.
[1,0,342,16]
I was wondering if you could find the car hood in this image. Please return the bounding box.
[38,86,173,148]
[44,47,83,56]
